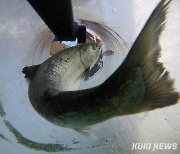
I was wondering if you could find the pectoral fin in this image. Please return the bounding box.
[74,127,97,138]
[22,65,40,80]
[84,68,91,81]
[102,50,114,56]
[89,60,103,77]
[43,88,60,100]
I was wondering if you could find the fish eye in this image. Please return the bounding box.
[92,44,97,50]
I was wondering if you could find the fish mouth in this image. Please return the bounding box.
[90,43,102,54]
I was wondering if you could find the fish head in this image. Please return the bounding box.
[79,43,102,69]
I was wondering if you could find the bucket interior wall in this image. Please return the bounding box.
[0,0,180,154]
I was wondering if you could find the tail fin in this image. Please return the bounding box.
[123,0,179,111]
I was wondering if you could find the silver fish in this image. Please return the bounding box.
[23,0,179,130]
[23,43,101,118]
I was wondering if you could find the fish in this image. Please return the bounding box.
[22,43,102,118]
[50,32,114,78]
[23,0,179,130]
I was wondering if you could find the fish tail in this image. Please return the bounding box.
[143,71,179,110]
[122,0,179,112]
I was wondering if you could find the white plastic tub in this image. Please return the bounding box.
[0,0,179,154]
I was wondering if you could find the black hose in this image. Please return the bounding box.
[27,0,86,43]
